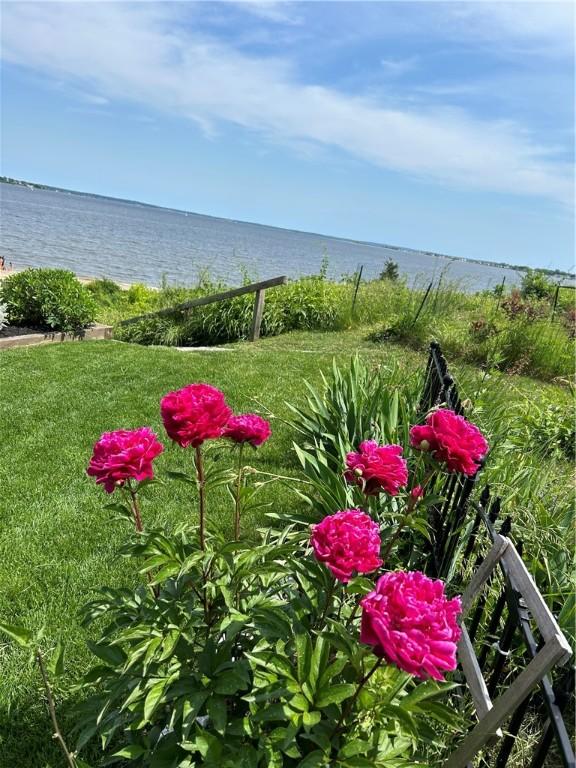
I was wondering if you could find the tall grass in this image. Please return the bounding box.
[89,269,574,382]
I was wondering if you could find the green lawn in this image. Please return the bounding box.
[0,332,572,767]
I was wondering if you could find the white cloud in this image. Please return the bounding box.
[443,1,574,54]
[1,2,573,205]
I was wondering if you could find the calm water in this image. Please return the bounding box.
[1,182,528,290]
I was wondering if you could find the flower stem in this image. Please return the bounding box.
[234,444,244,540]
[36,649,77,768]
[333,656,383,738]
[316,580,337,628]
[194,445,206,551]
[127,486,158,597]
[128,487,143,533]
[380,469,434,568]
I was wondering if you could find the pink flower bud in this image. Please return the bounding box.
[410,485,424,501]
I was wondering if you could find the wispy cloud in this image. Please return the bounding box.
[231,0,303,25]
[380,56,420,77]
[82,93,110,106]
[1,2,572,206]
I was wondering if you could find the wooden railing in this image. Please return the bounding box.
[118,275,287,341]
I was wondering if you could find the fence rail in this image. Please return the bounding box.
[118,275,288,341]
[454,490,575,768]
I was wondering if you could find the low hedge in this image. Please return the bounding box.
[0,268,96,332]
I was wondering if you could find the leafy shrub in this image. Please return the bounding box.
[86,277,123,305]
[468,318,497,343]
[0,268,96,331]
[501,289,544,322]
[521,402,575,461]
[117,277,350,346]
[520,269,554,300]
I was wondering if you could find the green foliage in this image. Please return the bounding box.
[116,277,350,346]
[0,268,96,331]
[288,356,420,470]
[89,269,573,382]
[379,259,400,282]
[367,279,573,381]
[518,400,575,461]
[520,269,554,300]
[86,277,123,305]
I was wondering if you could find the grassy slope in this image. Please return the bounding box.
[0,332,571,767]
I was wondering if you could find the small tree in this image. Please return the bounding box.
[379,259,399,282]
[520,269,553,300]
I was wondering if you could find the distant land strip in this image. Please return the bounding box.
[2,176,574,281]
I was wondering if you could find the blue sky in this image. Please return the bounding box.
[1,1,574,271]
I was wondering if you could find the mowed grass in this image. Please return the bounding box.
[0,332,572,767]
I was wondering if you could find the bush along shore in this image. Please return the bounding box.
[80,263,574,382]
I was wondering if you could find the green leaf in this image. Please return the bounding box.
[295,632,312,684]
[112,744,146,759]
[302,710,321,729]
[144,678,170,722]
[165,470,195,485]
[297,751,327,768]
[182,691,209,738]
[315,683,356,708]
[0,622,34,648]
[87,640,126,667]
[207,695,227,734]
[47,642,64,677]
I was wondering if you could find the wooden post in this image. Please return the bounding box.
[250,289,265,341]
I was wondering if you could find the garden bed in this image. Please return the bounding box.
[0,323,112,349]
[0,334,572,767]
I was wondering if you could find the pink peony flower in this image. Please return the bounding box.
[360,570,462,681]
[345,441,408,496]
[410,409,488,477]
[87,427,164,494]
[310,509,382,583]
[223,413,272,448]
[161,384,232,448]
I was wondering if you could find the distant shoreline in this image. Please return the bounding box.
[2,176,574,282]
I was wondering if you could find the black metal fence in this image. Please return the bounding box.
[418,343,575,768]
[419,341,480,579]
